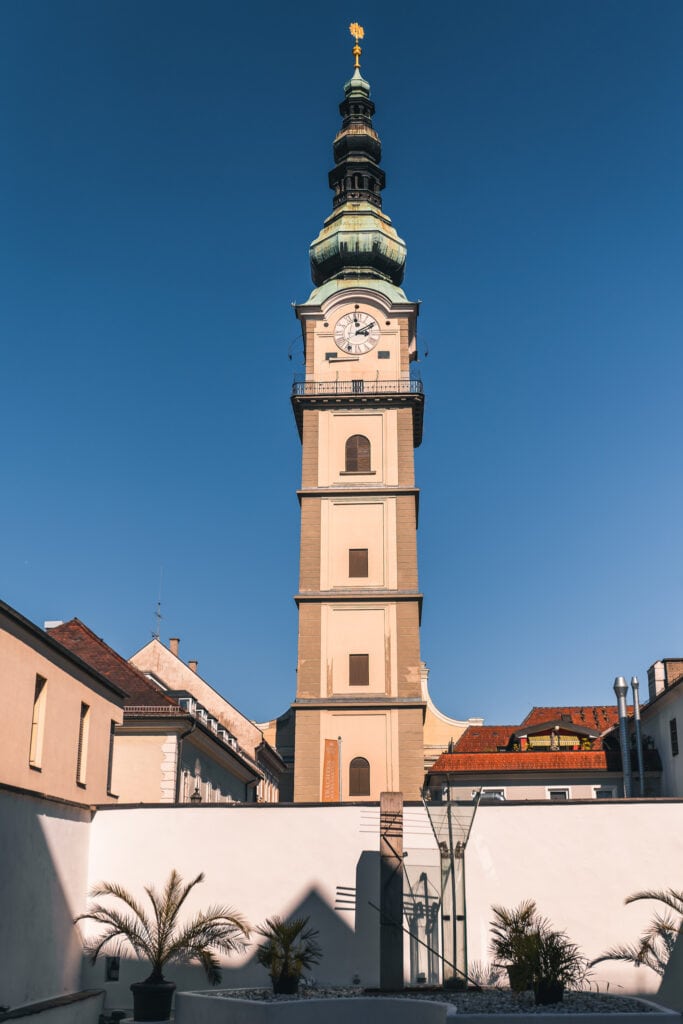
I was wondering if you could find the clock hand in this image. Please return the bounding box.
[355,325,376,336]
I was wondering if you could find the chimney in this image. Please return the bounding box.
[614,676,633,798]
[169,637,180,657]
[647,661,666,701]
[188,660,198,673]
[44,620,63,630]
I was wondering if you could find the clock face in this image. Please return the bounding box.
[334,311,380,354]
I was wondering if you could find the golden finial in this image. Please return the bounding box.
[349,22,364,69]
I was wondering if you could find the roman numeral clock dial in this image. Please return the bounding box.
[334,311,381,355]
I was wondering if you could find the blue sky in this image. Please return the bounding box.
[2,1,683,727]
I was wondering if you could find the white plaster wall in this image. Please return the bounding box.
[464,801,683,998]
[0,788,93,1011]
[643,689,683,797]
[85,804,384,1011]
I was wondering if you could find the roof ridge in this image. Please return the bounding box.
[49,619,178,706]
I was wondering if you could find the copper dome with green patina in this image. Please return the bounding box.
[309,66,407,297]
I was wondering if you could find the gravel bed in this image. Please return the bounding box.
[207,987,662,1014]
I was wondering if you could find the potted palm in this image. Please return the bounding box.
[75,869,249,1021]
[255,916,322,994]
[523,927,588,1004]
[489,900,540,992]
[490,901,588,1004]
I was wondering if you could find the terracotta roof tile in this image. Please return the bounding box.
[430,751,610,773]
[521,706,625,731]
[453,726,516,753]
[48,620,178,709]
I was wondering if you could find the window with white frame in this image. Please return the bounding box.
[547,787,570,801]
[29,675,48,769]
[76,702,90,787]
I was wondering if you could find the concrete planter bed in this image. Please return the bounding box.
[173,988,681,1024]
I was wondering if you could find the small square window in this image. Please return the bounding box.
[349,548,369,577]
[349,654,369,686]
[548,788,569,801]
[594,787,615,800]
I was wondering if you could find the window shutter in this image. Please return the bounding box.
[349,654,369,686]
[76,702,90,786]
[349,548,369,577]
[349,757,371,796]
[345,435,371,472]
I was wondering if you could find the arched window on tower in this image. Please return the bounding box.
[345,434,371,473]
[349,757,370,797]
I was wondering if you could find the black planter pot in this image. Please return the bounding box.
[535,979,564,1005]
[506,964,530,993]
[130,980,176,1021]
[273,975,300,995]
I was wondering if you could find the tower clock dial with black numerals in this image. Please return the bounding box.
[334,310,381,354]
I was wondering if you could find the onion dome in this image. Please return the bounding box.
[308,32,407,299]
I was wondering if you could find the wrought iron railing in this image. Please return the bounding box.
[292,378,423,397]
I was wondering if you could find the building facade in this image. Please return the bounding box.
[426,705,662,801]
[130,636,285,802]
[0,601,124,804]
[644,659,683,797]
[48,620,263,804]
[288,40,426,804]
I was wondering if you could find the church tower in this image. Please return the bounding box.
[290,27,426,802]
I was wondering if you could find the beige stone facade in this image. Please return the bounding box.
[290,291,428,802]
[129,637,285,802]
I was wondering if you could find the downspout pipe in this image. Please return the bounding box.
[631,676,645,797]
[613,676,632,798]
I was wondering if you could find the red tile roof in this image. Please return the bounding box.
[521,706,624,731]
[48,619,178,709]
[453,726,517,753]
[430,751,611,773]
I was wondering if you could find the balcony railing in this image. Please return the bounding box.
[292,378,423,398]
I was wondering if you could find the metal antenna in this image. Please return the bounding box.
[152,566,163,639]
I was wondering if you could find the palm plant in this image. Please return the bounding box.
[255,916,322,994]
[490,899,541,964]
[591,888,683,976]
[75,869,249,985]
[490,900,543,991]
[520,928,589,1004]
[490,901,588,1002]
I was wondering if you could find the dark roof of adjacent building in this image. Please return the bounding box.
[48,619,178,708]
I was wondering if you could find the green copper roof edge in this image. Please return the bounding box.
[304,277,410,306]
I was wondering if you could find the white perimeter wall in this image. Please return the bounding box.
[4,793,682,1015]
[465,801,683,998]
[84,804,390,1009]
[0,787,93,1010]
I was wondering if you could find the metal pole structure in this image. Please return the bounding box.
[446,778,458,983]
[631,676,645,797]
[614,676,633,798]
[338,736,342,802]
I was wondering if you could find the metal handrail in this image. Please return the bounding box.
[292,378,423,397]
